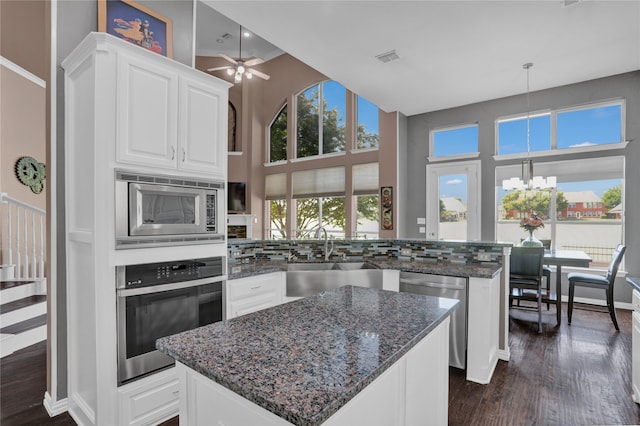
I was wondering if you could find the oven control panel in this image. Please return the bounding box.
[117,256,224,288]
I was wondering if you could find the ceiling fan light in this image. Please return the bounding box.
[226,68,234,76]
[237,65,246,74]
[234,73,242,83]
[246,72,253,79]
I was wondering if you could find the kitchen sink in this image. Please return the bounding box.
[286,262,383,297]
[286,262,378,271]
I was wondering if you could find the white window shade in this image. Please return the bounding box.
[353,162,379,195]
[292,166,345,198]
[265,173,287,200]
[496,156,624,185]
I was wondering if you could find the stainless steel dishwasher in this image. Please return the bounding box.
[399,272,467,369]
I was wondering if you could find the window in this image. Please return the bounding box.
[353,163,380,238]
[496,156,624,268]
[269,104,287,162]
[356,95,379,149]
[496,100,624,156]
[295,197,346,239]
[265,173,287,238]
[557,103,622,149]
[431,124,479,158]
[268,200,287,239]
[296,81,346,158]
[496,114,550,155]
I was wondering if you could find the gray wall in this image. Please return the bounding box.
[54,0,195,400]
[402,71,640,304]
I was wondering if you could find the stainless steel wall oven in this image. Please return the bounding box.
[116,256,225,385]
[115,170,225,248]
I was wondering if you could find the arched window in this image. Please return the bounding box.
[296,81,346,158]
[269,104,287,162]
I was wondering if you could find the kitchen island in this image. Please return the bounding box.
[157,285,458,425]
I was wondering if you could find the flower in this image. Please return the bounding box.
[520,214,544,232]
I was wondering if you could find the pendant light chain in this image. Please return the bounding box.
[524,62,533,155]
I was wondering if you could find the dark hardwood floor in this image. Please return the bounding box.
[449,305,639,425]
[0,341,75,426]
[2,305,638,425]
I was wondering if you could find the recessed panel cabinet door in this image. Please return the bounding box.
[179,76,227,178]
[116,52,179,169]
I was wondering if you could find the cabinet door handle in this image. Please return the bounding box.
[182,148,186,162]
[171,146,175,160]
[251,286,261,290]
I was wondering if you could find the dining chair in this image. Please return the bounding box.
[509,246,545,333]
[567,244,626,331]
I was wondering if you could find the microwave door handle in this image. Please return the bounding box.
[117,275,226,297]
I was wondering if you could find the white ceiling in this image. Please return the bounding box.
[201,1,640,116]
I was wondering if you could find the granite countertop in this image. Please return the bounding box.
[157,285,458,426]
[228,258,501,280]
[627,276,640,292]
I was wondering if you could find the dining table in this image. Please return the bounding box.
[543,249,592,325]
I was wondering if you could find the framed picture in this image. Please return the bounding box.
[381,186,393,230]
[98,0,173,58]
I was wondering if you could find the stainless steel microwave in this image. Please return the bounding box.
[115,170,225,248]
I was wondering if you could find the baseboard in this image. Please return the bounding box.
[43,391,68,417]
[560,295,633,311]
[498,348,510,362]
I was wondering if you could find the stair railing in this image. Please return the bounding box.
[0,192,46,280]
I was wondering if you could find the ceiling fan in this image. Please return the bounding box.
[207,25,270,83]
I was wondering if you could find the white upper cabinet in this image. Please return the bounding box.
[178,74,226,175]
[64,33,234,179]
[116,51,179,170]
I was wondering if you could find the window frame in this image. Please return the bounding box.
[494,99,628,161]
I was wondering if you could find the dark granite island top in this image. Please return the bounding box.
[157,285,458,426]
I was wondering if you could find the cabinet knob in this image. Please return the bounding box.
[182,148,186,162]
[171,146,175,160]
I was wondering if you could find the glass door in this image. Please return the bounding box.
[426,160,481,240]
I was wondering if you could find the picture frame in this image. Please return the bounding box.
[381,186,393,230]
[98,0,173,58]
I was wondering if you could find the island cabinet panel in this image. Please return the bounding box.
[633,289,640,403]
[467,274,500,384]
[226,272,284,319]
[175,317,450,426]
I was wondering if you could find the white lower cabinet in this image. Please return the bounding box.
[117,368,179,426]
[176,317,450,425]
[226,272,284,319]
[632,289,640,404]
[467,274,500,384]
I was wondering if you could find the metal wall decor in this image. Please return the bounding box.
[381,186,393,230]
[15,156,46,194]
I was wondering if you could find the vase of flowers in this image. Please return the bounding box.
[520,214,544,247]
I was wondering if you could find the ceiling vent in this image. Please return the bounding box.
[562,0,581,7]
[375,50,399,63]
[221,33,233,40]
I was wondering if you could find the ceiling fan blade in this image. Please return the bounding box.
[211,54,238,65]
[248,68,270,80]
[243,57,264,67]
[207,66,233,72]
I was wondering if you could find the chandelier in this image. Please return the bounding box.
[502,63,556,191]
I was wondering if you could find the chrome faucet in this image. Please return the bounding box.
[315,226,334,261]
